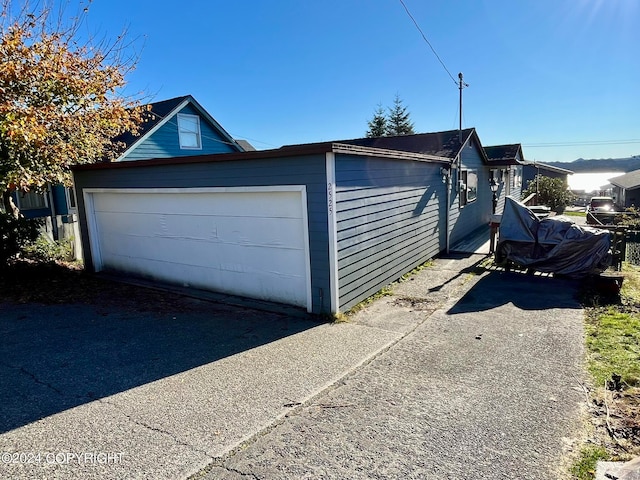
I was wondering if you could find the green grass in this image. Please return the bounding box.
[564,210,587,217]
[574,263,640,478]
[584,263,640,387]
[570,445,608,480]
[585,309,640,386]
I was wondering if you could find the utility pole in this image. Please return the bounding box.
[458,72,468,144]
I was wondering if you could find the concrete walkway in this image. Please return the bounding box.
[198,254,587,479]
[0,254,587,479]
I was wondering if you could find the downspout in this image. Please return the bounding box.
[47,184,59,241]
[446,154,459,255]
[446,165,451,254]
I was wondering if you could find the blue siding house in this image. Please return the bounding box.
[113,95,244,161]
[17,95,244,257]
[484,144,525,213]
[73,128,500,314]
[339,128,494,252]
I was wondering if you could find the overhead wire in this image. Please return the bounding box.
[398,0,458,86]
[524,139,640,148]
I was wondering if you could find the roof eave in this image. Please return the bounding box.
[73,142,452,173]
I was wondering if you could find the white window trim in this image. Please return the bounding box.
[65,186,77,213]
[177,113,202,150]
[459,169,478,207]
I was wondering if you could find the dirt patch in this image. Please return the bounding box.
[0,259,203,313]
[392,296,438,311]
[590,386,640,458]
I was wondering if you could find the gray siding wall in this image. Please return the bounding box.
[449,143,492,246]
[508,165,523,203]
[73,154,331,314]
[493,165,523,215]
[335,155,446,311]
[121,104,238,161]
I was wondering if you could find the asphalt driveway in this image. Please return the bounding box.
[0,254,588,479]
[0,294,400,479]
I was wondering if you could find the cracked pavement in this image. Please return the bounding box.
[196,255,587,480]
[0,291,400,479]
[0,254,587,479]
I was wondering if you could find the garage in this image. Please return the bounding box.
[83,186,312,311]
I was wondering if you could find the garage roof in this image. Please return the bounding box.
[73,142,451,172]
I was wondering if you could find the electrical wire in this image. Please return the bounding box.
[398,0,458,86]
[524,139,640,148]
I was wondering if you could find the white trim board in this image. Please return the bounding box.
[325,153,339,315]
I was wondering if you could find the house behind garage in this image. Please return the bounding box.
[73,128,499,315]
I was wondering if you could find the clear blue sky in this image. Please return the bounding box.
[84,0,639,162]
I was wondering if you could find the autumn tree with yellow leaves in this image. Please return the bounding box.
[0,0,146,216]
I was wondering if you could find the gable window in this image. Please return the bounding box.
[177,114,202,149]
[460,169,478,206]
[16,189,48,210]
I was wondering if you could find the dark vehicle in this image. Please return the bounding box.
[586,196,624,225]
[587,196,616,213]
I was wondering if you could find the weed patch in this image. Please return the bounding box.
[577,261,640,472]
[570,445,608,480]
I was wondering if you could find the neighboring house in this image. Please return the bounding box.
[72,127,498,315]
[483,144,525,213]
[337,128,493,248]
[521,161,573,190]
[14,95,244,258]
[112,95,244,162]
[609,169,640,208]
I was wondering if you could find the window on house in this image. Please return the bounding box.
[460,169,478,206]
[177,114,202,149]
[66,186,77,212]
[16,189,48,210]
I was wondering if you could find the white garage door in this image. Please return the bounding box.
[84,187,312,311]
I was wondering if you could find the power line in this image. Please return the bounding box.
[398,0,458,86]
[524,139,640,148]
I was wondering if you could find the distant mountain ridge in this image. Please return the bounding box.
[544,155,640,173]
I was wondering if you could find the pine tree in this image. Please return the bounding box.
[365,104,388,138]
[385,95,415,136]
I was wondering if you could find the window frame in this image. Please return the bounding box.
[177,113,202,150]
[66,186,77,213]
[460,169,478,206]
[15,188,49,211]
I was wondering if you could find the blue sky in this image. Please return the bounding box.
[83,0,639,162]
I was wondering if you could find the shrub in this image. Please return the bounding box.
[22,235,73,263]
[619,206,640,229]
[522,175,575,212]
[0,212,42,264]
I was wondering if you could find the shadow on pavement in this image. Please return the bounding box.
[0,301,319,434]
[447,270,583,314]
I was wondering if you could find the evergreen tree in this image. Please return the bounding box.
[385,94,415,136]
[365,104,387,138]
